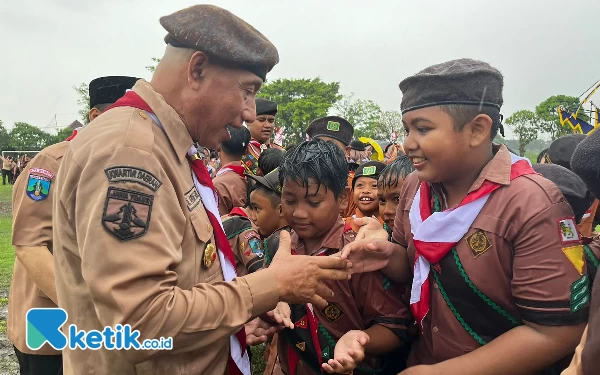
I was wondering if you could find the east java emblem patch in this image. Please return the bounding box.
[26,168,54,202]
[102,187,153,241]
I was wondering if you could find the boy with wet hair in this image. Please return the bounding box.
[257,148,284,176]
[268,138,409,375]
[378,154,415,238]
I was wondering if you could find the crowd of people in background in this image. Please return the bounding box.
[0,154,32,185]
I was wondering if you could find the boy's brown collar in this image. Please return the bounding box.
[291,218,345,256]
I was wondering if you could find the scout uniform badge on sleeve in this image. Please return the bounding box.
[26,168,54,202]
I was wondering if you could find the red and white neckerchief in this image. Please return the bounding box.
[106,90,250,375]
[408,153,535,329]
[216,163,246,178]
[65,127,82,141]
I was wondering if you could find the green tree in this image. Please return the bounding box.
[46,128,76,146]
[0,120,10,152]
[333,93,383,139]
[374,110,403,140]
[9,122,53,150]
[505,110,540,156]
[146,57,161,73]
[535,95,589,140]
[258,78,342,146]
[74,82,90,124]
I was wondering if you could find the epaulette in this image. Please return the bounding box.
[222,215,252,240]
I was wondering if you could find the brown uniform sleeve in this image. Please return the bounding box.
[12,153,59,249]
[512,200,589,325]
[222,216,264,275]
[71,147,278,362]
[352,271,411,343]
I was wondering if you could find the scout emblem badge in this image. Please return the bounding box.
[203,243,217,269]
[362,166,376,176]
[102,187,153,241]
[326,121,340,131]
[465,230,492,258]
[26,168,54,202]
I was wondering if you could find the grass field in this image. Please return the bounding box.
[0,184,12,292]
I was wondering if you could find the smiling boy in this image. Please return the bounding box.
[343,58,589,375]
[345,161,386,232]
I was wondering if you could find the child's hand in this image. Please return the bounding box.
[267,302,294,329]
[245,317,281,346]
[322,330,370,374]
[353,217,388,241]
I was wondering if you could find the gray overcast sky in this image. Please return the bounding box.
[1,0,599,138]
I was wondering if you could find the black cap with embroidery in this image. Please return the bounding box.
[533,164,594,223]
[571,129,600,198]
[89,76,139,109]
[160,4,279,81]
[246,168,281,195]
[256,98,278,116]
[399,58,503,115]
[306,116,354,146]
[546,134,586,170]
[352,161,387,189]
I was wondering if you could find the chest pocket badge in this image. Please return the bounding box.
[203,243,217,269]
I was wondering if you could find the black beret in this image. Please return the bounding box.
[571,129,600,198]
[546,134,586,170]
[160,5,279,81]
[353,161,387,189]
[256,98,278,116]
[350,140,366,151]
[399,58,503,114]
[247,168,281,195]
[306,116,354,146]
[533,164,594,223]
[89,76,139,109]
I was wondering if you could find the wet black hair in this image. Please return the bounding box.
[220,126,251,158]
[441,104,504,139]
[378,154,415,190]
[249,183,281,208]
[537,148,549,164]
[258,148,284,176]
[279,138,348,198]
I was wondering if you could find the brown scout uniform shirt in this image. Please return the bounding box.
[214,162,248,216]
[393,145,589,366]
[8,141,68,355]
[221,212,264,276]
[278,219,410,375]
[52,80,279,375]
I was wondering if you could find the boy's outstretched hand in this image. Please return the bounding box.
[353,217,389,241]
[267,302,294,330]
[268,231,352,309]
[322,330,370,374]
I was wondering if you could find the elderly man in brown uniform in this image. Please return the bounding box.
[342,59,589,375]
[52,5,350,375]
[7,76,137,375]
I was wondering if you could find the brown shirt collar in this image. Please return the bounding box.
[291,218,345,256]
[432,144,512,208]
[133,80,194,164]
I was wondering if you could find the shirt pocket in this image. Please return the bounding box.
[189,209,222,284]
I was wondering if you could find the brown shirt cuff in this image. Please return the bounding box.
[241,270,279,316]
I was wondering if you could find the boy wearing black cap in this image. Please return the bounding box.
[214,126,251,215]
[345,161,387,232]
[343,58,588,375]
[243,98,284,175]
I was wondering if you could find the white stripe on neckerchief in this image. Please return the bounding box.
[150,113,250,375]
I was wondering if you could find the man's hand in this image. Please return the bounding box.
[354,217,388,241]
[339,239,394,274]
[268,231,352,309]
[266,302,294,329]
[322,330,369,374]
[245,317,282,346]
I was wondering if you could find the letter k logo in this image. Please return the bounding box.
[26,308,68,350]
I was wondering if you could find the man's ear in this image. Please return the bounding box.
[88,107,102,122]
[188,51,209,90]
[338,189,349,213]
[467,114,493,147]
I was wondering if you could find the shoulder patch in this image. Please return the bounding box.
[558,218,580,245]
[562,245,585,275]
[249,237,264,258]
[223,216,252,240]
[184,186,202,212]
[105,166,162,192]
[26,170,53,202]
[102,187,153,241]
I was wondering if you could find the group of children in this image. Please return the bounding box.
[209,57,600,375]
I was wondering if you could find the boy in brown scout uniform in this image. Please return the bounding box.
[51,6,351,375]
[7,75,137,375]
[377,154,414,238]
[265,139,410,375]
[243,98,284,175]
[344,161,387,232]
[342,58,589,375]
[214,125,251,215]
[306,116,357,218]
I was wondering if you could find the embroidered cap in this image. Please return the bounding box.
[546,134,586,170]
[306,116,354,146]
[89,76,139,109]
[352,161,387,189]
[256,98,278,116]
